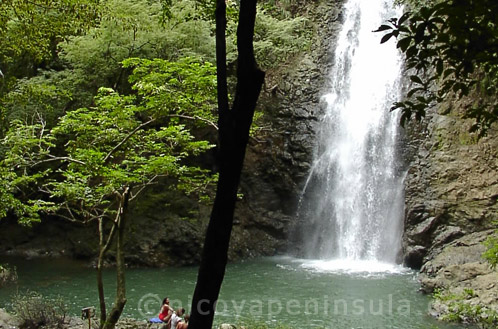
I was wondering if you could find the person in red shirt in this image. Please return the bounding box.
[158,297,174,324]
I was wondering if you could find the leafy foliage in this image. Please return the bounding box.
[376,0,498,136]
[1,75,72,128]
[0,0,308,226]
[225,4,311,70]
[1,0,218,136]
[0,0,100,76]
[0,0,309,140]
[47,89,214,222]
[433,288,498,326]
[60,0,216,90]
[252,8,311,70]
[0,57,217,225]
[0,120,57,225]
[124,57,217,124]
[483,226,498,269]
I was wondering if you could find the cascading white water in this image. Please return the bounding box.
[298,0,405,271]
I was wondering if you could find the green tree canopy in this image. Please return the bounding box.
[377,0,498,136]
[0,0,100,76]
[0,57,217,225]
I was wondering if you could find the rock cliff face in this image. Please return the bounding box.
[403,105,497,269]
[402,97,498,321]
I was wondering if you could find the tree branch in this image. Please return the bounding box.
[35,112,47,148]
[103,119,155,164]
[129,175,162,202]
[168,114,219,130]
[32,156,86,167]
[101,213,119,255]
[64,203,77,222]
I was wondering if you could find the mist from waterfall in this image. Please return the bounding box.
[297,0,405,270]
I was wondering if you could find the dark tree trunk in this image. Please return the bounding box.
[188,1,264,329]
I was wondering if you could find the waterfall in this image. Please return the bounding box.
[297,0,405,270]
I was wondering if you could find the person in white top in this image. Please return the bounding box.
[169,308,185,329]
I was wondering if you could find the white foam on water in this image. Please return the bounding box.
[299,259,408,275]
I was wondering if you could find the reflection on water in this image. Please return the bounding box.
[0,256,470,329]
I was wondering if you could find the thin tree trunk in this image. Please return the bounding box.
[102,187,130,329]
[97,247,107,328]
[188,1,264,328]
[97,217,118,329]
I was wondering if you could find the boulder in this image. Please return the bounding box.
[0,308,18,329]
[218,324,237,329]
[403,245,427,269]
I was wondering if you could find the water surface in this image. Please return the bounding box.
[0,256,470,329]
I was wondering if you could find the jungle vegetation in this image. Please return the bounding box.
[0,0,310,328]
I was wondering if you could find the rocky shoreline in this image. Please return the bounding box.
[0,310,245,329]
[0,309,160,329]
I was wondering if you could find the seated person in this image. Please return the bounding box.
[159,297,175,323]
[177,314,189,329]
[169,308,185,329]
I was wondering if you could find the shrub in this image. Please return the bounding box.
[433,288,498,328]
[12,292,68,329]
[483,228,498,269]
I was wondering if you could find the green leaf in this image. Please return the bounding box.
[400,111,411,127]
[416,96,428,103]
[407,87,423,98]
[398,12,411,26]
[406,45,418,58]
[374,25,392,32]
[436,59,444,75]
[410,75,424,85]
[380,33,394,44]
[397,37,412,52]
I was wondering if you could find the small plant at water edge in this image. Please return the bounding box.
[483,225,498,270]
[433,288,498,328]
[12,292,68,329]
